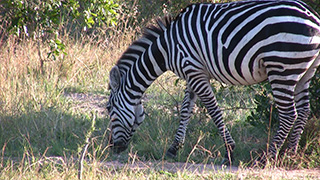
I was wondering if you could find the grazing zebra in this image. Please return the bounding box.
[107,0,320,164]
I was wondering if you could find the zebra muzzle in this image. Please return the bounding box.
[112,140,128,154]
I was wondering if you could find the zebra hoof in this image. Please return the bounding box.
[166,147,177,159]
[252,153,267,168]
[221,158,232,166]
[222,148,234,166]
[252,158,266,168]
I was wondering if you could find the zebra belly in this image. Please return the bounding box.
[241,59,268,85]
[208,58,268,86]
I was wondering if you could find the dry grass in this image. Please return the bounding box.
[1,156,319,179]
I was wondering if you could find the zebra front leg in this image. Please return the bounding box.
[202,94,235,165]
[189,78,235,165]
[166,87,197,158]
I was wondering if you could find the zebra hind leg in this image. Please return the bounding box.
[287,57,320,154]
[287,100,310,155]
[264,64,300,163]
[267,87,297,163]
[286,84,310,155]
[166,87,197,158]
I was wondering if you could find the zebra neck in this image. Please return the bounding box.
[121,37,170,101]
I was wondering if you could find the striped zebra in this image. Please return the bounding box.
[107,0,320,164]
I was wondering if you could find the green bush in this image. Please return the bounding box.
[246,83,278,130]
[309,68,320,118]
[0,0,118,71]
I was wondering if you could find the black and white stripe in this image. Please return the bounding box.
[107,0,320,163]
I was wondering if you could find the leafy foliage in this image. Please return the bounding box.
[309,68,320,118]
[80,0,118,29]
[246,83,278,129]
[0,0,118,69]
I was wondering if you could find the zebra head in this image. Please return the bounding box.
[107,66,145,153]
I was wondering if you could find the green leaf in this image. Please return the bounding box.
[174,78,180,86]
[90,12,97,17]
[86,17,94,27]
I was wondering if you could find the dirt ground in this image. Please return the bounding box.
[101,160,320,179]
[103,160,238,173]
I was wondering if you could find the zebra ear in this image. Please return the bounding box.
[109,66,121,91]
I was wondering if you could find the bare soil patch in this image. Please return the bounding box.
[64,92,108,117]
[102,160,320,179]
[102,160,238,174]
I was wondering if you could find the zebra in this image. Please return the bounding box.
[107,0,320,164]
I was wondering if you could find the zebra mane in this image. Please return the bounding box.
[116,16,173,76]
[143,16,173,41]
